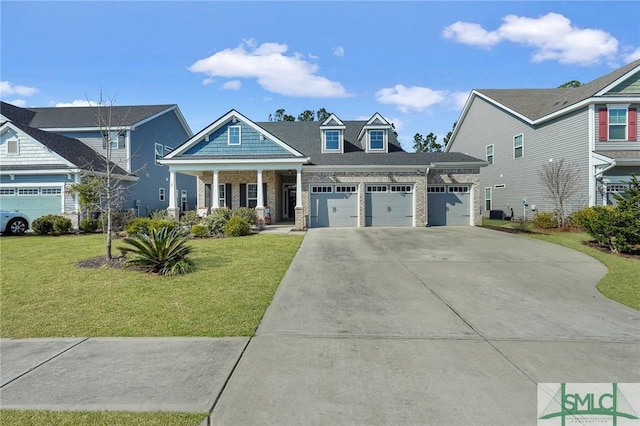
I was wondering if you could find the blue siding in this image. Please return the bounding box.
[185,122,291,156]
[129,110,196,214]
[0,174,69,184]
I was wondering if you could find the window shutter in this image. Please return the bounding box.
[263,183,268,206]
[118,134,125,149]
[598,108,608,141]
[225,183,232,208]
[239,183,247,207]
[204,184,211,208]
[629,108,637,141]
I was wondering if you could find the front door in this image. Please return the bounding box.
[288,188,296,219]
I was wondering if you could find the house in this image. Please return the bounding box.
[0,101,196,223]
[160,109,487,229]
[446,59,640,219]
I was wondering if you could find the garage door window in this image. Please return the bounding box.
[18,188,39,196]
[0,188,16,196]
[41,188,62,195]
[335,186,357,193]
[449,186,470,193]
[366,185,387,192]
[427,186,445,193]
[311,186,333,193]
[391,185,412,193]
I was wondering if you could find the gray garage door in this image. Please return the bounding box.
[309,185,358,227]
[427,185,471,226]
[365,184,413,226]
[0,186,63,220]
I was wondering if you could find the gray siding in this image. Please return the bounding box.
[607,73,640,94]
[451,96,590,218]
[129,110,195,214]
[594,102,640,150]
[59,130,129,171]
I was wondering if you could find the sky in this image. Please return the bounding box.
[2,1,639,151]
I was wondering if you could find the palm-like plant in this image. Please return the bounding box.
[119,227,194,276]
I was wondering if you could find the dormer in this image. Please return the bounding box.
[358,113,392,153]
[320,113,346,154]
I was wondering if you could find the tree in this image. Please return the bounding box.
[268,108,294,121]
[558,80,582,88]
[537,159,581,227]
[443,121,457,147]
[269,108,332,122]
[413,132,442,153]
[297,110,315,121]
[316,108,331,121]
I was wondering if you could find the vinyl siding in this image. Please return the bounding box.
[1,127,72,167]
[185,122,292,156]
[607,73,640,94]
[59,131,129,171]
[594,103,640,150]
[451,96,590,217]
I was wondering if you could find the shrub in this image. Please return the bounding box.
[568,206,609,233]
[79,218,101,233]
[110,210,136,232]
[224,216,251,237]
[232,207,257,225]
[119,227,195,276]
[32,214,71,235]
[202,208,231,236]
[587,208,638,253]
[180,210,201,229]
[126,217,178,235]
[532,211,558,229]
[190,224,210,238]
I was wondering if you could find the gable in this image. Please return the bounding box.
[1,124,74,168]
[606,72,640,95]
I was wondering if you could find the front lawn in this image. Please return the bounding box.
[0,410,205,426]
[0,233,303,338]
[482,218,640,310]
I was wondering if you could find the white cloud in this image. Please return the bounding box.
[0,81,39,97]
[221,80,242,90]
[332,46,345,57]
[622,47,640,63]
[449,91,470,110]
[6,99,27,107]
[443,13,619,65]
[375,85,446,113]
[202,77,215,86]
[189,40,350,98]
[55,99,98,107]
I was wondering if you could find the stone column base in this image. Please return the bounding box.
[255,206,265,230]
[294,206,305,230]
[167,207,180,219]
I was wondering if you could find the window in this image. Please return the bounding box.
[513,134,523,158]
[427,186,445,193]
[41,188,62,195]
[368,130,385,151]
[155,143,164,165]
[18,188,39,196]
[366,185,388,193]
[485,187,492,211]
[0,188,16,195]
[159,187,165,201]
[486,144,494,164]
[494,184,506,189]
[311,186,333,193]
[324,130,341,151]
[335,185,357,193]
[607,184,629,193]
[391,185,412,193]
[609,108,627,140]
[449,186,470,193]
[228,126,241,145]
[103,132,124,149]
[218,184,226,207]
[247,183,257,208]
[7,139,19,155]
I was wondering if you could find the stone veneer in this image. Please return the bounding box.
[427,168,482,226]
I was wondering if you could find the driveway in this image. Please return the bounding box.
[210,227,640,425]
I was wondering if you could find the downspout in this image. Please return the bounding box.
[424,166,430,226]
[588,104,596,206]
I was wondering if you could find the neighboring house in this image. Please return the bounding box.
[0,101,196,223]
[446,59,640,219]
[0,106,132,225]
[160,109,486,229]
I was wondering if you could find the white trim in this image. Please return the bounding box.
[1,122,76,168]
[165,109,306,158]
[39,126,132,132]
[357,113,392,140]
[228,125,241,145]
[322,129,343,153]
[320,113,346,128]
[588,104,596,206]
[513,133,524,159]
[484,186,492,211]
[595,65,640,96]
[486,144,494,164]
[6,138,19,155]
[366,129,387,153]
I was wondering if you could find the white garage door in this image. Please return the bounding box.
[365,184,413,226]
[427,185,471,226]
[309,185,358,227]
[0,186,63,220]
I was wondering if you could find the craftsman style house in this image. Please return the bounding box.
[0,102,195,223]
[161,110,487,229]
[446,59,640,218]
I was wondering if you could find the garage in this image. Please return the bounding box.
[365,184,413,226]
[309,185,358,227]
[427,185,471,226]
[0,186,63,221]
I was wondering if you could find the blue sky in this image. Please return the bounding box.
[2,1,639,151]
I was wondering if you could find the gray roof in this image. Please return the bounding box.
[476,59,640,121]
[1,101,37,125]
[25,104,175,128]
[11,122,129,175]
[257,120,483,166]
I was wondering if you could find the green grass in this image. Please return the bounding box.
[482,218,640,310]
[0,410,206,426]
[0,233,303,338]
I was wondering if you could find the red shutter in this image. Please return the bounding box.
[598,108,608,141]
[629,108,637,141]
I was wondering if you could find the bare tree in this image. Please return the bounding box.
[538,159,581,227]
[69,92,135,260]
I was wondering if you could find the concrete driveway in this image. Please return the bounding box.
[210,227,640,425]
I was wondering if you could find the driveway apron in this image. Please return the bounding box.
[210,227,640,425]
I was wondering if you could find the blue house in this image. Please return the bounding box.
[0,101,195,224]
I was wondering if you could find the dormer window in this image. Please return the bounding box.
[228,125,241,145]
[368,130,386,151]
[323,130,342,152]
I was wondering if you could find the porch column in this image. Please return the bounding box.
[212,170,219,210]
[255,169,265,229]
[294,167,304,230]
[167,171,179,218]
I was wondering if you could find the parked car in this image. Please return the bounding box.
[0,210,30,235]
